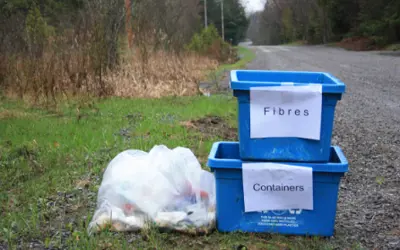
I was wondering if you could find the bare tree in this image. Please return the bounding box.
[247,0,329,45]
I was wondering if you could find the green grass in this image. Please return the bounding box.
[227,46,256,70]
[207,46,256,84]
[281,40,307,46]
[0,95,360,249]
[385,43,400,51]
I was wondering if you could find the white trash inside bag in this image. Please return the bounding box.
[88,145,216,234]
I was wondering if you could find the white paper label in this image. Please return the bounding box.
[242,163,313,212]
[250,85,322,140]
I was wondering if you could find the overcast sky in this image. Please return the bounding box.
[241,0,266,13]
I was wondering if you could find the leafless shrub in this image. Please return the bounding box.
[247,0,331,45]
[0,0,215,105]
[113,50,218,98]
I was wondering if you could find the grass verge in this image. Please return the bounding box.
[325,38,400,52]
[385,43,400,51]
[206,46,256,85]
[1,95,356,249]
[282,40,307,46]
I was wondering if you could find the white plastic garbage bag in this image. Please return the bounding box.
[88,145,216,235]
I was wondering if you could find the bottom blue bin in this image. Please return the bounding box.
[207,141,349,237]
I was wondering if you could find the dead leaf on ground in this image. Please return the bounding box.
[389,228,400,236]
[76,178,91,189]
[69,204,82,212]
[179,120,197,129]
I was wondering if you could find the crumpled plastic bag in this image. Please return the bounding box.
[88,145,216,235]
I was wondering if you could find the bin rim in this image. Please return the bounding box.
[229,69,346,94]
[207,141,349,173]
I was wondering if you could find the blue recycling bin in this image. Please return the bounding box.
[207,141,349,237]
[230,70,346,162]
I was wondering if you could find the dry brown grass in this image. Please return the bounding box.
[0,108,33,120]
[112,50,219,98]
[1,47,219,104]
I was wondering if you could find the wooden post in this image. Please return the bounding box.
[221,0,225,41]
[204,0,208,28]
[125,0,133,48]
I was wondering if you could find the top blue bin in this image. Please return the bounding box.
[230,70,346,162]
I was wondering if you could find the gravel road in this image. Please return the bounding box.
[229,45,400,250]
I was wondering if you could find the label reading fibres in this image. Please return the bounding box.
[249,85,322,140]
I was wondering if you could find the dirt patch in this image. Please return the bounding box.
[181,115,237,141]
[336,37,380,51]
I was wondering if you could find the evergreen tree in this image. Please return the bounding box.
[199,0,248,45]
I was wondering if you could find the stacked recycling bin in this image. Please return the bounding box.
[207,70,349,237]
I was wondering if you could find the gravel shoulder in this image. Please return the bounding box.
[231,45,400,250]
